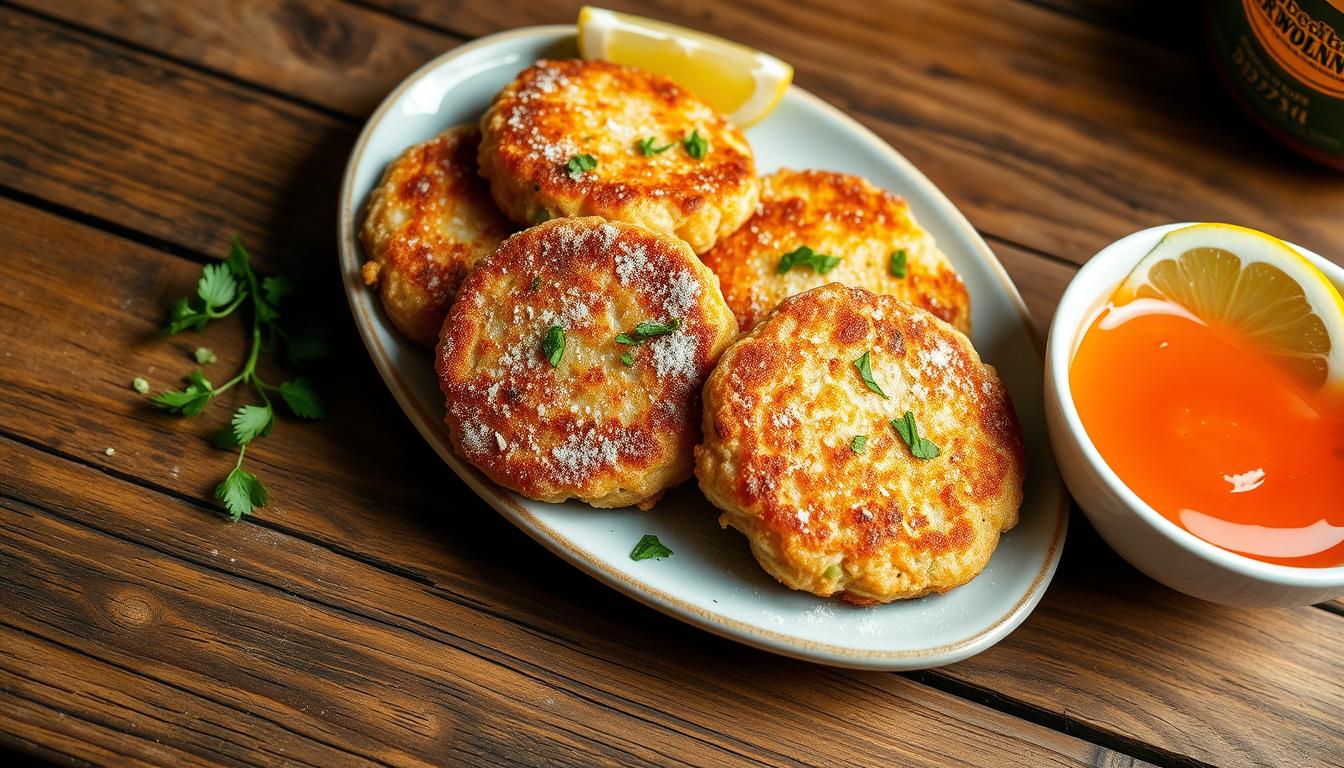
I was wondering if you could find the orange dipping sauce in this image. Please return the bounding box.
[1070,297,1344,568]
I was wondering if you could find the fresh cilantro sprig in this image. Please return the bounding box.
[777,245,841,275]
[147,237,326,520]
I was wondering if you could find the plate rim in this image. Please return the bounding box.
[337,24,1069,670]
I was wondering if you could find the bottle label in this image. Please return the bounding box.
[1211,0,1344,159]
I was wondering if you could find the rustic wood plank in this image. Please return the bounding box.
[2,187,1340,767]
[9,0,458,117]
[0,7,350,265]
[356,0,1344,265]
[0,437,1128,768]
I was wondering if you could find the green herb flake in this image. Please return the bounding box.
[615,318,681,345]
[850,434,868,453]
[215,464,268,522]
[852,350,889,399]
[194,346,217,365]
[823,564,842,580]
[776,245,841,275]
[891,411,940,459]
[683,129,708,159]
[637,137,674,156]
[231,404,274,446]
[566,153,598,180]
[530,276,542,291]
[541,325,566,367]
[131,377,150,394]
[630,534,673,561]
[889,248,908,278]
[620,352,635,366]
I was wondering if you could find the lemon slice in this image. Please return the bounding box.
[1114,223,1344,391]
[577,6,792,127]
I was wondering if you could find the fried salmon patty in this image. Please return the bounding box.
[699,169,971,333]
[360,125,514,346]
[478,59,759,254]
[439,217,738,509]
[695,284,1024,604]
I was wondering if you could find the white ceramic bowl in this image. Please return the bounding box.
[1045,223,1344,607]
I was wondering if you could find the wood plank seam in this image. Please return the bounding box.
[0,0,369,123]
[0,427,1188,768]
[0,444,807,768]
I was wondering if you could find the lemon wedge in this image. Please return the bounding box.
[1114,223,1344,391]
[577,6,792,127]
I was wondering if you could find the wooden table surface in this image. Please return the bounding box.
[2,1,1342,766]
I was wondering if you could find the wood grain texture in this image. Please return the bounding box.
[10,0,458,117]
[1,195,1340,767]
[0,437,1132,768]
[0,8,350,266]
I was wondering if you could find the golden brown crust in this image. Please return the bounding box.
[438,217,739,508]
[478,59,759,254]
[699,169,971,333]
[359,125,514,347]
[695,284,1024,604]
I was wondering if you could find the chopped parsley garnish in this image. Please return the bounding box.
[776,245,841,275]
[637,137,674,156]
[850,434,868,453]
[541,325,565,367]
[131,377,150,394]
[892,411,940,459]
[630,534,673,561]
[530,276,541,291]
[889,249,908,278]
[620,352,635,366]
[683,130,708,159]
[615,318,681,345]
[566,153,598,180]
[852,350,889,399]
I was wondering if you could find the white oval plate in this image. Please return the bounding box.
[338,26,1067,670]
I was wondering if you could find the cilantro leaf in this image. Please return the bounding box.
[620,351,635,366]
[630,534,673,561]
[637,137,674,156]
[889,248,908,278]
[262,275,294,306]
[278,378,325,419]
[682,130,708,159]
[215,465,268,520]
[151,387,212,416]
[566,153,598,180]
[852,350,889,399]
[212,425,240,450]
[225,236,251,276]
[194,346,217,365]
[541,325,565,367]
[776,245,841,275]
[197,263,238,310]
[132,377,150,394]
[231,404,274,445]
[850,434,868,453]
[892,411,940,459]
